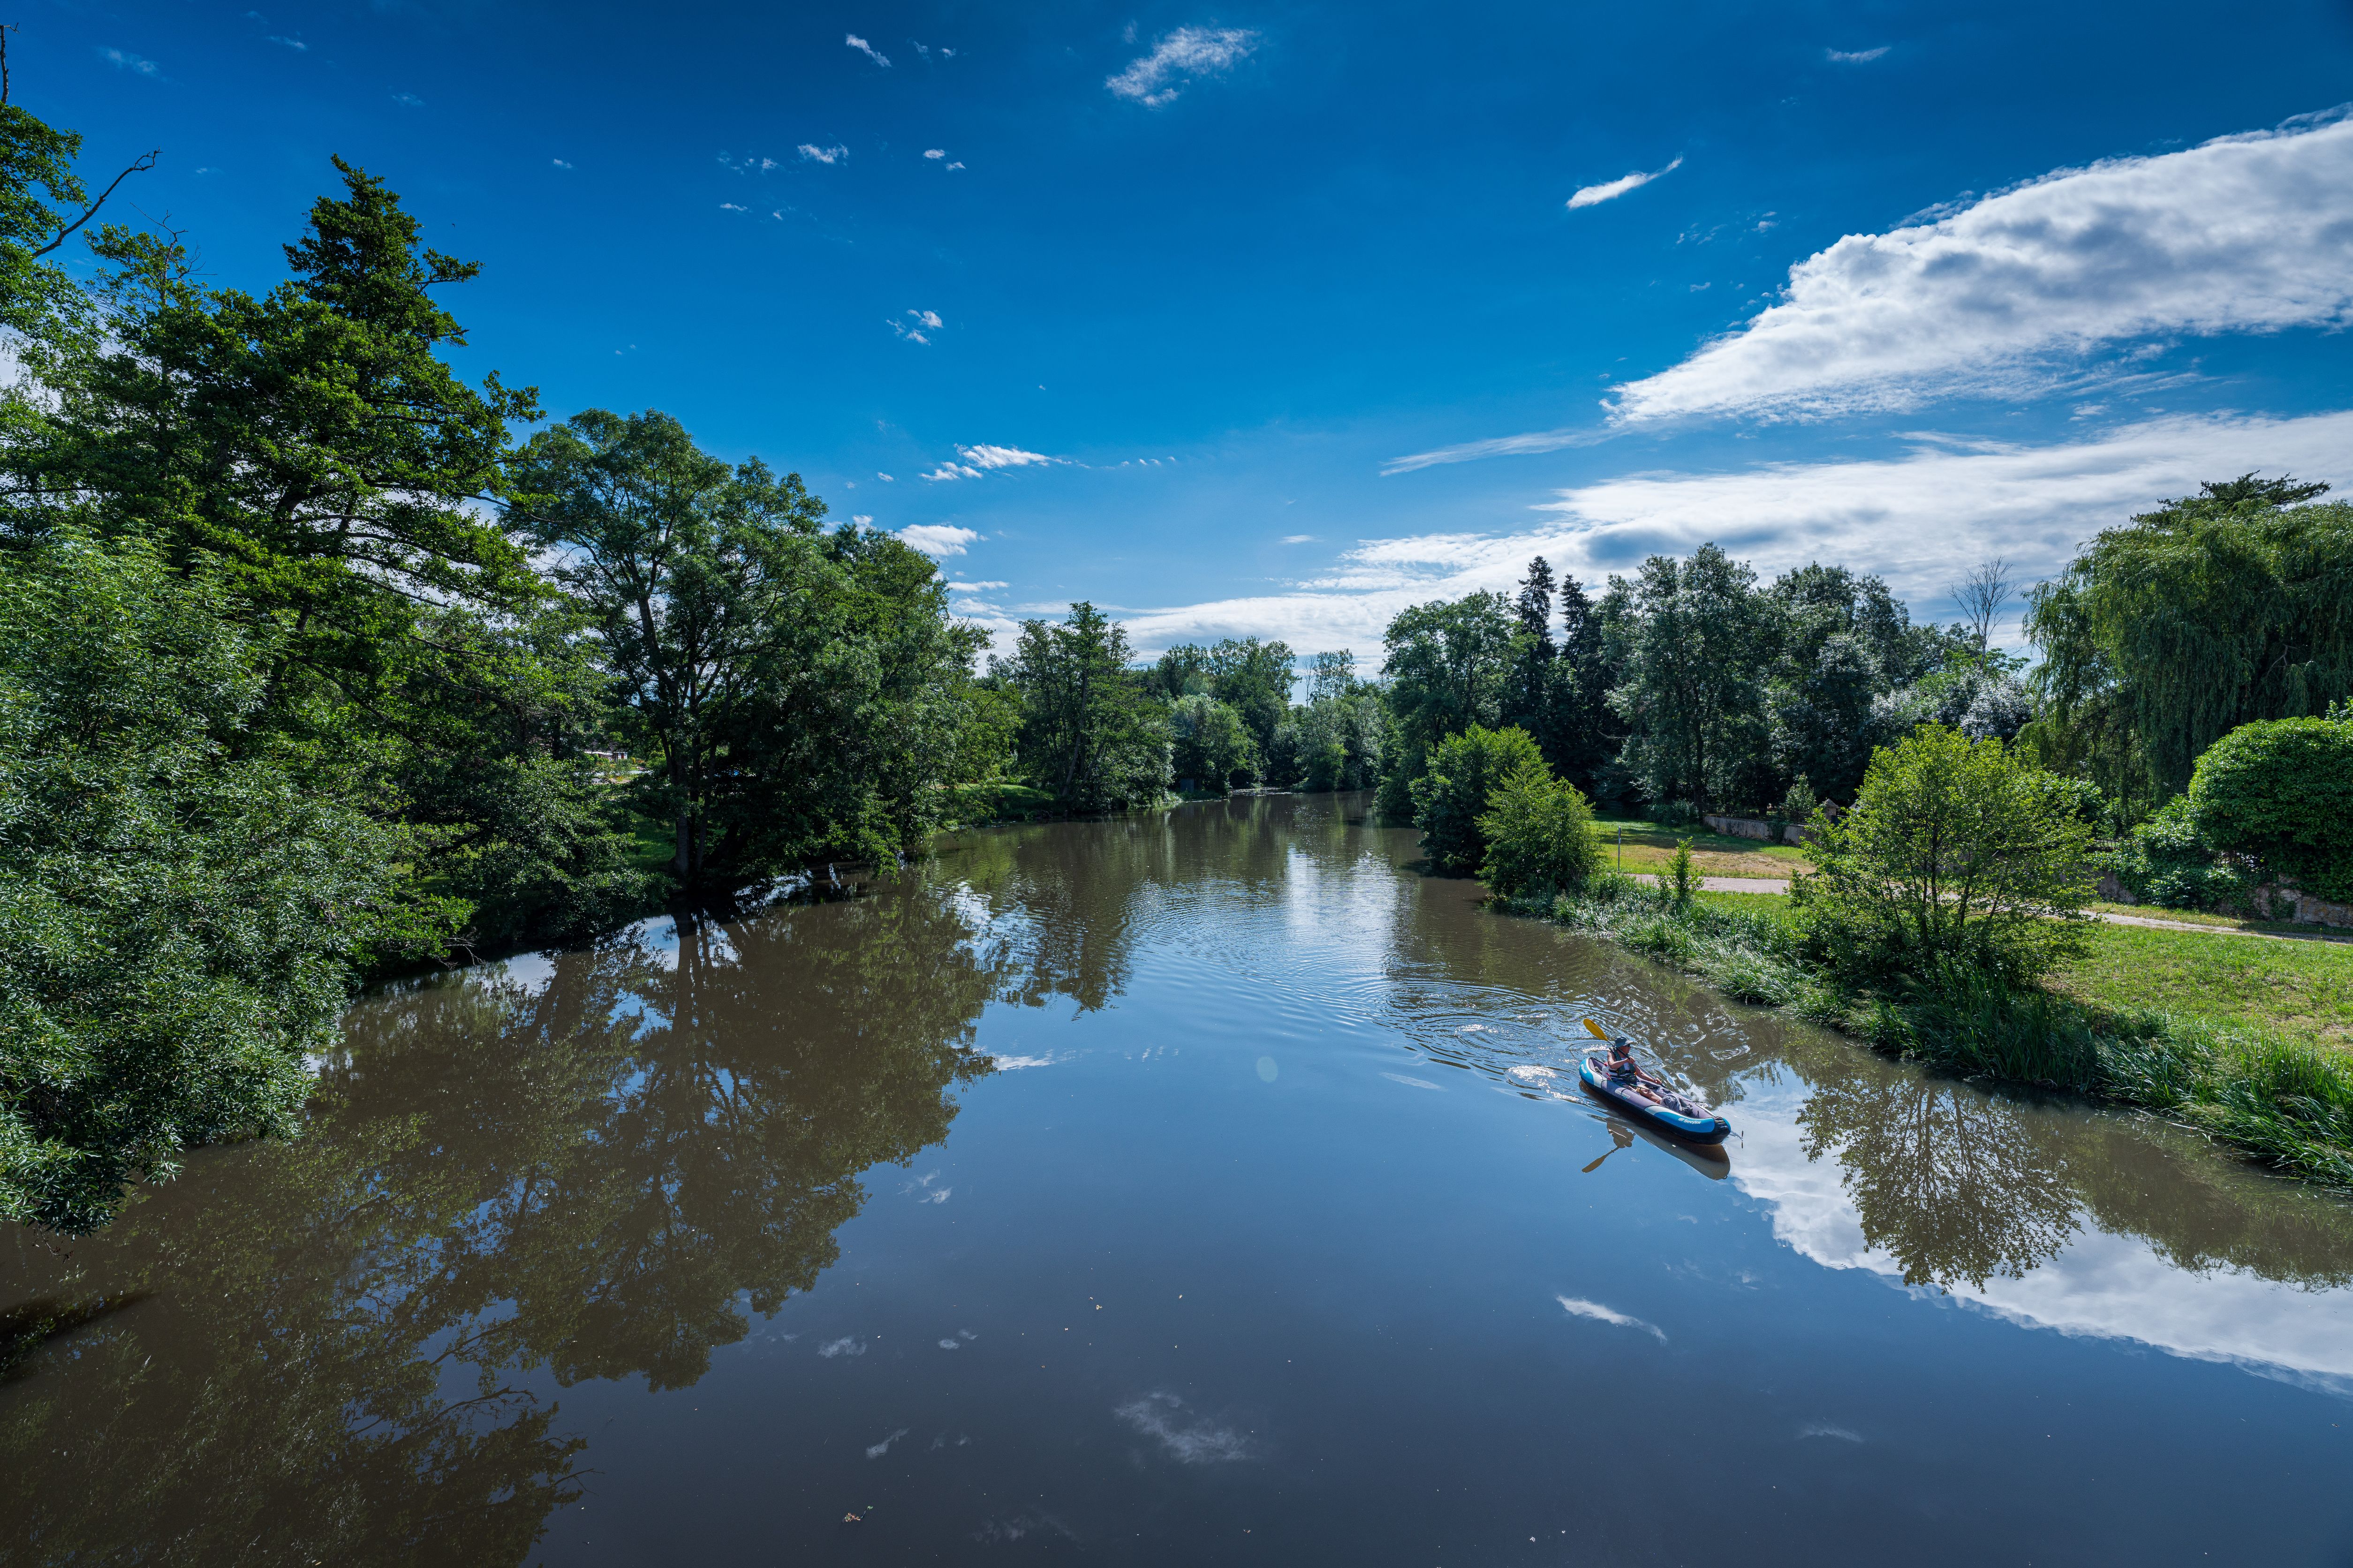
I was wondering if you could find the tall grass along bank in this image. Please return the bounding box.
[1519,877,2353,1193]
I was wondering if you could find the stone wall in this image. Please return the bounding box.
[1701,814,1813,846]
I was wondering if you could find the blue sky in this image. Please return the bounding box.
[36,0,2353,663]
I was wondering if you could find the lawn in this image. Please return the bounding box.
[1688,889,2353,1048]
[1591,813,1814,880]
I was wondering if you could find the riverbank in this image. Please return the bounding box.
[1505,879,2353,1193]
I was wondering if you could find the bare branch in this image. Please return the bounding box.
[1946,557,2018,653]
[31,149,162,258]
[3,22,15,106]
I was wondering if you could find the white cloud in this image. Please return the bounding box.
[899,524,982,557]
[797,143,848,164]
[851,513,874,524]
[1107,26,1259,107]
[393,92,424,106]
[719,202,747,212]
[1383,426,1609,475]
[1118,409,2353,656]
[948,161,965,170]
[1558,1296,1668,1341]
[890,308,943,345]
[950,580,1010,590]
[1614,109,2353,424]
[865,1427,908,1458]
[1567,154,1684,210]
[1279,534,1316,543]
[267,34,306,50]
[1827,45,1890,62]
[924,148,946,159]
[959,444,1052,468]
[817,1335,866,1357]
[877,472,895,482]
[846,33,891,67]
[98,47,160,76]
[551,158,573,170]
[921,462,983,480]
[1113,1393,1255,1463]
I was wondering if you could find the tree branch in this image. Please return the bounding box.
[31,149,162,258]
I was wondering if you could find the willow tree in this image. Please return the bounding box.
[2026,476,2353,802]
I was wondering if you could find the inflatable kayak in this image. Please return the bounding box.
[1578,1051,1732,1145]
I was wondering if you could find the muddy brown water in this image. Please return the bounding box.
[5,793,2351,1565]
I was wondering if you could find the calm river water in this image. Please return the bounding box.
[5,794,2351,1565]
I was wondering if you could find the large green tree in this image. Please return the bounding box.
[1377,590,1517,816]
[510,409,983,885]
[2027,475,2353,803]
[997,603,1171,810]
[1606,545,1770,816]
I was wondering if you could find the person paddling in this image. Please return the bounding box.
[1603,1038,1670,1105]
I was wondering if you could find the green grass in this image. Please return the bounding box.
[2054,923,2353,1048]
[2088,900,2348,939]
[1591,813,1814,878]
[1522,878,2353,1192]
[941,781,1063,826]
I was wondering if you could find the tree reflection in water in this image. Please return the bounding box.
[0,882,1009,1568]
[1797,1068,2082,1290]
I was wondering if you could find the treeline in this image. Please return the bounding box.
[0,89,1006,1228]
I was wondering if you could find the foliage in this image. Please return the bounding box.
[2028,475,2352,802]
[2109,795,2255,913]
[1605,545,1771,816]
[2187,710,2353,902]
[1294,681,1386,792]
[1144,636,1295,756]
[1763,563,1952,802]
[1475,761,1601,898]
[1408,724,1544,874]
[1667,838,1697,909]
[997,603,1170,810]
[1799,725,2098,985]
[1170,694,1257,791]
[1377,591,1516,817]
[511,409,983,885]
[0,539,424,1233]
[1777,776,1819,826]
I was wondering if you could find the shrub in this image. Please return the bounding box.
[1798,725,2097,985]
[1476,762,1601,898]
[2188,712,2353,902]
[1778,775,1820,826]
[2110,795,2255,912]
[1169,694,1257,793]
[1667,838,1697,909]
[1409,724,1544,874]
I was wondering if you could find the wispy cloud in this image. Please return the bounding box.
[98,47,161,76]
[1279,534,1316,543]
[899,524,981,557]
[796,143,847,165]
[846,33,891,68]
[888,308,943,344]
[1567,155,1684,210]
[1383,425,1609,475]
[551,158,573,170]
[960,444,1052,469]
[1827,45,1890,62]
[1612,109,2353,424]
[266,34,307,50]
[1558,1296,1667,1342]
[817,1335,866,1357]
[392,92,424,106]
[1107,26,1260,107]
[865,1427,909,1458]
[1114,409,2353,657]
[1113,1392,1256,1463]
[950,580,1010,591]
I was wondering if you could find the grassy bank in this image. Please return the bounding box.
[1590,813,1815,879]
[1519,879,2353,1193]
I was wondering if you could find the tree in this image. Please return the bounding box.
[1798,726,2098,985]
[2187,710,2353,902]
[997,603,1170,810]
[1307,649,1360,702]
[1763,563,1945,802]
[1607,545,1770,816]
[511,409,982,884]
[0,539,422,1233]
[1503,557,1558,750]
[1949,557,2018,655]
[1295,684,1385,792]
[1477,760,1601,898]
[1409,724,1545,874]
[2027,475,2352,802]
[1377,591,1516,816]
[1170,694,1257,791]
[1204,637,1297,757]
[1550,573,1622,797]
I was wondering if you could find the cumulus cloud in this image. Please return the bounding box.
[924,148,946,159]
[1828,45,1890,62]
[1557,1296,1667,1342]
[797,143,848,164]
[1567,155,1684,210]
[959,444,1052,468]
[1113,1393,1255,1463]
[99,47,161,76]
[1107,26,1259,107]
[1613,110,2353,424]
[1116,409,2353,656]
[846,33,891,67]
[899,524,981,557]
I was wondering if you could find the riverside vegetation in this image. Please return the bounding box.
[2,36,2348,1230]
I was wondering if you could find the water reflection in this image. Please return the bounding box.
[0,885,1008,1565]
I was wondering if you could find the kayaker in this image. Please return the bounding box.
[1604,1039,1668,1105]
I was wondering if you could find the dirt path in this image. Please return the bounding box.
[1623,873,2353,944]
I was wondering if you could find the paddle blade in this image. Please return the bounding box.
[1581,1018,1611,1039]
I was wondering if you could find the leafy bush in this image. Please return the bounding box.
[0,540,426,1232]
[2188,712,2353,902]
[1667,838,1697,909]
[1776,776,1819,826]
[2109,795,2255,912]
[1476,762,1601,898]
[1169,694,1257,792]
[1409,724,1544,873]
[1799,725,2097,985]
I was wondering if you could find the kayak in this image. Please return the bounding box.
[1579,1052,1732,1145]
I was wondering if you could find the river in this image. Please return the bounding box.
[4,792,2350,1565]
